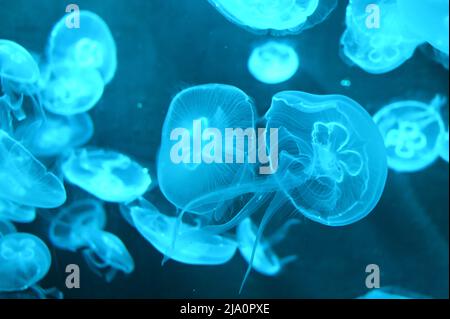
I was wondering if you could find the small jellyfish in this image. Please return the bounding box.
[373,97,445,172]
[340,0,423,74]
[237,218,298,276]
[47,11,117,84]
[439,130,449,163]
[209,0,337,35]
[248,41,299,84]
[0,199,36,223]
[0,130,67,208]
[129,199,238,265]
[62,148,152,203]
[0,219,16,238]
[358,287,429,299]
[15,112,94,157]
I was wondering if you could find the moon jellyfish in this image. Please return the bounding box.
[373,97,445,172]
[0,219,16,238]
[47,11,117,84]
[0,130,66,208]
[62,148,152,203]
[208,0,337,35]
[237,218,298,276]
[397,0,449,55]
[248,41,299,84]
[340,0,423,74]
[16,112,94,157]
[439,130,449,163]
[0,199,36,223]
[129,199,237,265]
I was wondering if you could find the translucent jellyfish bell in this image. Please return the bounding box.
[0,233,51,292]
[439,130,449,163]
[0,130,67,208]
[209,0,337,35]
[373,97,445,172]
[248,41,299,84]
[237,218,298,276]
[0,219,16,238]
[0,39,40,84]
[340,0,423,74]
[358,287,429,299]
[0,199,36,223]
[265,91,388,226]
[16,112,94,157]
[47,11,117,84]
[62,148,152,203]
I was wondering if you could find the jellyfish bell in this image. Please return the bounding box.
[61,148,152,203]
[248,41,299,85]
[0,39,40,85]
[358,286,429,299]
[209,0,337,35]
[47,10,117,84]
[0,199,36,223]
[0,130,67,208]
[373,97,446,172]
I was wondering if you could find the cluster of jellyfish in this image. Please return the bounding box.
[0,0,448,299]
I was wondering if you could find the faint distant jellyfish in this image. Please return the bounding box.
[0,219,16,238]
[0,199,36,223]
[15,112,94,157]
[439,130,449,163]
[209,0,337,35]
[340,0,423,74]
[0,130,66,208]
[47,11,117,84]
[373,97,446,172]
[237,218,298,276]
[62,148,152,202]
[248,41,299,84]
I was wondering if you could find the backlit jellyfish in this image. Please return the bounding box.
[340,0,423,74]
[373,97,446,172]
[47,11,117,84]
[62,148,152,203]
[237,218,298,276]
[208,0,337,35]
[39,63,104,116]
[397,0,449,55]
[248,41,299,84]
[0,219,16,238]
[439,130,449,163]
[0,199,36,223]
[15,112,94,157]
[0,130,67,208]
[358,287,429,299]
[128,199,237,265]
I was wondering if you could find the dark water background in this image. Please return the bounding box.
[0,0,448,298]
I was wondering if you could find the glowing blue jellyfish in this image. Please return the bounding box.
[208,0,337,35]
[248,41,299,84]
[397,0,449,55]
[39,64,104,115]
[62,148,152,203]
[129,199,237,265]
[439,130,449,163]
[237,218,298,276]
[0,219,16,238]
[0,199,36,223]
[0,130,66,208]
[373,97,445,172]
[340,0,423,74]
[16,112,94,157]
[358,287,429,299]
[47,11,117,84]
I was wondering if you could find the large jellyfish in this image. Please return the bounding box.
[248,41,299,84]
[0,130,66,208]
[340,0,423,74]
[15,112,94,157]
[208,0,337,35]
[47,11,117,84]
[128,198,238,265]
[373,97,446,172]
[237,218,298,276]
[0,199,36,223]
[61,148,152,203]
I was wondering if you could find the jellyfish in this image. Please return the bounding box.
[439,130,449,163]
[208,0,337,35]
[15,112,94,157]
[340,0,423,74]
[237,218,298,276]
[373,96,446,172]
[0,199,36,223]
[128,198,238,265]
[0,130,67,208]
[47,11,117,84]
[39,63,104,116]
[248,41,299,84]
[358,287,429,299]
[397,0,449,55]
[0,233,56,298]
[0,219,16,238]
[62,148,152,203]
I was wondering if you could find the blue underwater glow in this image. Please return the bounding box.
[439,130,449,163]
